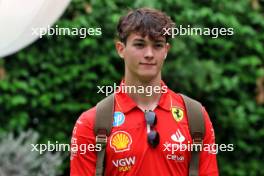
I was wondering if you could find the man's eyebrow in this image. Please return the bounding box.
[154,40,166,43]
[133,39,145,42]
[133,39,166,43]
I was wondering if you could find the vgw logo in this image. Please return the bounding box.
[112,156,136,172]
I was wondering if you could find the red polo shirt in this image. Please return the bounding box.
[70,81,219,176]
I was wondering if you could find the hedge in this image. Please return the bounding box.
[0,0,264,175]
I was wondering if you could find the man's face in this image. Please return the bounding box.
[116,33,170,82]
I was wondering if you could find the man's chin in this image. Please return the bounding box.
[137,73,159,82]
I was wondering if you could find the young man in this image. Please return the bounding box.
[70,8,219,176]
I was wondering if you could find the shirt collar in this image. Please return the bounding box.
[114,80,171,113]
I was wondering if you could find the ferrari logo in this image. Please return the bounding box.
[171,107,184,122]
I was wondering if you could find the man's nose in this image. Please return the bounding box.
[144,46,154,59]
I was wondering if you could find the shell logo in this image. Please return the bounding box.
[110,131,132,152]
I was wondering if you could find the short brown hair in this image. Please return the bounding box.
[117,8,175,43]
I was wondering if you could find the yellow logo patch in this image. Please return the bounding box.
[171,107,184,122]
[110,131,132,152]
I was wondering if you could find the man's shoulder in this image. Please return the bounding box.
[75,106,97,129]
[71,106,97,145]
[167,88,185,106]
[168,89,205,107]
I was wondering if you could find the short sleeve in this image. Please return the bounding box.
[198,107,219,176]
[70,107,98,176]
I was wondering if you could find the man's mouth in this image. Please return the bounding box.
[139,63,156,65]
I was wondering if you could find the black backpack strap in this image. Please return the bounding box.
[94,94,114,176]
[180,94,205,176]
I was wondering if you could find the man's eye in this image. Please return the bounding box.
[134,43,144,47]
[155,44,164,48]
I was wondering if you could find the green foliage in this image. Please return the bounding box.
[0,131,63,176]
[0,0,264,175]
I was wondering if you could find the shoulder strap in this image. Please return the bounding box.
[180,94,205,176]
[94,93,114,176]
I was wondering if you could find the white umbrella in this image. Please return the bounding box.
[0,0,71,58]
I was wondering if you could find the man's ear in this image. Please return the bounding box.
[164,43,171,59]
[115,41,125,59]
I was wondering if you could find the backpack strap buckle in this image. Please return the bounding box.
[192,132,203,145]
[96,129,108,146]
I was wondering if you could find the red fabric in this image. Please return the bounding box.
[70,81,219,176]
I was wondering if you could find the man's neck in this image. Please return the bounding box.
[124,74,162,111]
